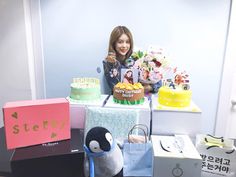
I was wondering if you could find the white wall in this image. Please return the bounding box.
[0,0,32,127]
[40,0,231,135]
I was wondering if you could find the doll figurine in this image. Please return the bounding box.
[84,127,123,177]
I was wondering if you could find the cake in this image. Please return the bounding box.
[158,69,192,107]
[158,84,192,107]
[113,82,144,105]
[69,78,101,101]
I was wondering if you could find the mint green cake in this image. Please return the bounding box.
[69,78,101,101]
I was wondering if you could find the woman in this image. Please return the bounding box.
[103,26,134,93]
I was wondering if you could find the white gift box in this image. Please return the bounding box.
[151,94,202,137]
[151,135,202,177]
[104,95,151,131]
[68,94,109,129]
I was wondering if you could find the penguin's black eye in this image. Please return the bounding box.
[89,140,102,153]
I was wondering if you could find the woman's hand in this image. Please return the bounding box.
[144,84,152,93]
[106,52,116,63]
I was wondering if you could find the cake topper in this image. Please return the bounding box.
[132,46,170,84]
[124,57,135,68]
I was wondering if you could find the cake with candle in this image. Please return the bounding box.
[113,82,144,105]
[69,78,101,101]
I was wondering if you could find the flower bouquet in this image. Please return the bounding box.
[132,46,171,84]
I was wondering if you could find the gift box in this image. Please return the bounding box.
[3,98,70,149]
[10,129,84,177]
[85,106,139,140]
[104,95,151,132]
[151,134,202,177]
[68,94,109,129]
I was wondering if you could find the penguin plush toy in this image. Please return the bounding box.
[84,127,123,177]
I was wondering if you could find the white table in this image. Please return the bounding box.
[151,95,202,137]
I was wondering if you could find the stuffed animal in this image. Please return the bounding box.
[84,127,123,177]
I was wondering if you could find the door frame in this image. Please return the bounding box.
[23,0,46,99]
[215,0,236,137]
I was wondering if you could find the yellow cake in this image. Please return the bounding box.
[158,86,192,107]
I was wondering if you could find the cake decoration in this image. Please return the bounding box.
[113,82,144,105]
[112,45,193,107]
[158,69,192,107]
[132,46,171,85]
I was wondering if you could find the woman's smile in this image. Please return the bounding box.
[115,34,130,57]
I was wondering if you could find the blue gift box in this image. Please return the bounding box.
[85,107,139,139]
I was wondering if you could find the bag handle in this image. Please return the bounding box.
[128,124,148,143]
[131,124,149,136]
[205,134,224,141]
[203,134,235,150]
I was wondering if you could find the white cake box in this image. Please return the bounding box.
[67,94,109,129]
[104,95,151,132]
[151,135,202,177]
[151,95,202,137]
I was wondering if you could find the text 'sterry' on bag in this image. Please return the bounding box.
[196,134,236,177]
[123,124,153,177]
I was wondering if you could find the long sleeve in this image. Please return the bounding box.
[103,60,121,92]
[151,80,162,93]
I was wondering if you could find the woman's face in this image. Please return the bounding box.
[115,34,130,57]
[142,70,148,79]
[112,69,118,76]
[126,71,132,77]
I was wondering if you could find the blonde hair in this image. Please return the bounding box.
[108,26,134,62]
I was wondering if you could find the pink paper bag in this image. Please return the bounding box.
[3,98,70,149]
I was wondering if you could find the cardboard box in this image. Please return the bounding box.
[151,135,202,177]
[3,98,70,149]
[68,94,109,129]
[11,129,84,177]
[152,95,201,137]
